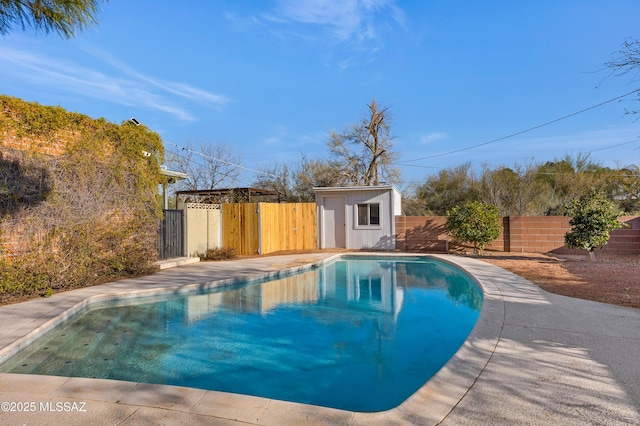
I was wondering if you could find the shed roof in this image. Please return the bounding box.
[313,185,398,193]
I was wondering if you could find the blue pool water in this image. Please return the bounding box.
[0,256,482,412]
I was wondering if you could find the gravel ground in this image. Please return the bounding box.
[477,252,640,309]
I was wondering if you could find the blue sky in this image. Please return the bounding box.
[2,1,640,188]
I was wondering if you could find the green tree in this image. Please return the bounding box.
[0,0,104,37]
[328,100,400,186]
[564,192,624,262]
[607,165,640,214]
[445,201,501,254]
[535,154,611,215]
[417,162,479,215]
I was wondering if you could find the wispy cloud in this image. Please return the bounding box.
[262,125,290,146]
[419,132,449,145]
[269,0,406,44]
[78,44,230,107]
[0,43,228,122]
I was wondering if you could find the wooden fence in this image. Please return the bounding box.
[222,203,317,255]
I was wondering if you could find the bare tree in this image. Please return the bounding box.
[293,156,351,201]
[480,161,546,215]
[328,100,400,186]
[605,37,640,82]
[252,162,295,201]
[167,141,242,191]
[604,37,640,117]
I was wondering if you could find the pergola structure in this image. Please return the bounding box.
[175,187,281,205]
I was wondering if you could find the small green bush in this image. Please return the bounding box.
[564,191,625,261]
[445,201,502,254]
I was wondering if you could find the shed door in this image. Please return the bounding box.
[323,196,346,248]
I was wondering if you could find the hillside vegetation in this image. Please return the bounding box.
[0,95,165,304]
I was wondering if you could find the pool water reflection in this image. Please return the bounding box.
[0,256,482,412]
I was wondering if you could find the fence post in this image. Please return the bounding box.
[257,203,262,255]
[503,216,510,252]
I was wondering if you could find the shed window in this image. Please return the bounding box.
[357,203,380,226]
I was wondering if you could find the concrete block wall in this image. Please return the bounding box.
[606,216,640,254]
[395,216,448,252]
[395,215,640,255]
[507,216,575,254]
[394,216,505,252]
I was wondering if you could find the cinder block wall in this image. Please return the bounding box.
[507,216,574,254]
[395,216,505,252]
[395,215,640,254]
[606,216,640,254]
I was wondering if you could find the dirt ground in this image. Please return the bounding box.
[477,252,640,309]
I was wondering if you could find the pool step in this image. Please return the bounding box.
[156,257,200,270]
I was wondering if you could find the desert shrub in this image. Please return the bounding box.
[199,247,236,261]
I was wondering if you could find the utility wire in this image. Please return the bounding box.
[590,138,639,153]
[397,88,640,164]
[167,149,254,187]
[165,141,280,179]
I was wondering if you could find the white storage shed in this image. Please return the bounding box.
[314,186,402,250]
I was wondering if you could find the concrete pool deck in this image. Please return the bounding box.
[0,252,638,425]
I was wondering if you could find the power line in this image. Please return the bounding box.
[167,149,254,187]
[397,88,640,164]
[590,138,639,153]
[395,138,640,173]
[165,141,280,180]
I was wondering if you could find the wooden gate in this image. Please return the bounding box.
[157,209,184,259]
[222,203,260,255]
[222,203,316,255]
[259,203,316,253]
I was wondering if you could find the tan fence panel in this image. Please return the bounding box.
[184,204,221,256]
[259,203,317,254]
[222,203,259,255]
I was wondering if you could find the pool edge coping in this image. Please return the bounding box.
[0,252,504,425]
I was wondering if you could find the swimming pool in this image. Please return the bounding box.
[0,255,482,412]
